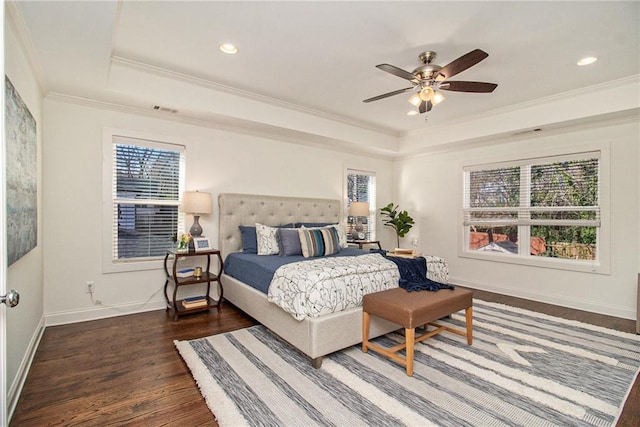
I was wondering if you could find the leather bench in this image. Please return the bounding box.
[362,287,473,376]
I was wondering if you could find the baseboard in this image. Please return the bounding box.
[451,275,637,321]
[44,299,167,326]
[8,314,45,422]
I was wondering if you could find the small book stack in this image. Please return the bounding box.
[182,296,208,309]
[176,268,195,278]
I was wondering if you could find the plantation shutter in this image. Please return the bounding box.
[112,136,185,260]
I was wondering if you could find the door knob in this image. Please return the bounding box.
[1,289,19,307]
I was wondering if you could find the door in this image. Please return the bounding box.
[1,7,7,423]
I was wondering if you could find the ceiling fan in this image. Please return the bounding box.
[363,49,498,114]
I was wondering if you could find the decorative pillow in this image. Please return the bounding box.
[239,226,257,253]
[298,227,340,258]
[332,221,348,248]
[277,228,302,256]
[296,222,335,228]
[256,223,280,255]
[321,227,341,255]
[298,228,325,258]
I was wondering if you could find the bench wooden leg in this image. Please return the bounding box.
[406,327,415,376]
[362,311,370,353]
[465,306,473,345]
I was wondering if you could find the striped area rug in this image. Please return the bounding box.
[175,300,640,426]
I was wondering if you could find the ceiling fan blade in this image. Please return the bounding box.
[363,87,414,103]
[439,81,498,93]
[436,49,489,81]
[376,64,418,82]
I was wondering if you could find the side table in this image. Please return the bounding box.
[163,248,224,321]
[347,240,382,250]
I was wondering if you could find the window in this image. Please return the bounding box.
[463,152,601,267]
[103,132,185,272]
[346,169,376,240]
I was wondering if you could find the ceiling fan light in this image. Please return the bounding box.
[408,93,422,107]
[419,86,435,102]
[432,91,445,105]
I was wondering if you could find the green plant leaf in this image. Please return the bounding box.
[380,202,414,242]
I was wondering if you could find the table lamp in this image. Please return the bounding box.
[181,191,212,237]
[349,201,370,240]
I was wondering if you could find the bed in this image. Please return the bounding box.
[218,193,449,368]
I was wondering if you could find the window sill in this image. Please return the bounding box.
[458,250,609,275]
[102,258,164,274]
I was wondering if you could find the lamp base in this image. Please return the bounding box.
[189,215,203,237]
[351,221,365,240]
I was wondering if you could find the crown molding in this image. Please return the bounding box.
[46,92,396,160]
[110,56,401,139]
[402,74,640,139]
[396,107,640,161]
[4,1,46,97]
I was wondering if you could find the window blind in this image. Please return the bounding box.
[347,169,377,239]
[464,154,599,228]
[111,138,185,260]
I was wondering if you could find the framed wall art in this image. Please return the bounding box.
[5,76,38,265]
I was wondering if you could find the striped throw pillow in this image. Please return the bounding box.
[299,227,341,258]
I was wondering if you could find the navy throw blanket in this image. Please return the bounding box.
[371,250,455,292]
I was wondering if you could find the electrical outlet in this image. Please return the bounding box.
[86,281,94,294]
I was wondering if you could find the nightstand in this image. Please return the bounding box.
[347,240,382,250]
[163,249,224,321]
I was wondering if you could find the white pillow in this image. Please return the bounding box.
[256,223,280,255]
[333,222,348,248]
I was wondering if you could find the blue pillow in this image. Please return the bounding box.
[277,228,302,256]
[239,224,295,254]
[239,226,257,253]
[296,222,336,228]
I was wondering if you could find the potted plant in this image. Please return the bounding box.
[380,203,415,248]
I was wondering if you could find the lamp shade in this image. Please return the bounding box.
[349,201,370,217]
[181,191,212,215]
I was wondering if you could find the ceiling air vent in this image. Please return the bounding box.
[152,105,178,114]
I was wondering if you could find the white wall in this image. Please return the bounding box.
[395,119,639,319]
[4,11,45,414]
[42,99,394,324]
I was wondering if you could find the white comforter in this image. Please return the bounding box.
[267,253,400,320]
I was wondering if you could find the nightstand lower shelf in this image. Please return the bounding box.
[172,296,222,318]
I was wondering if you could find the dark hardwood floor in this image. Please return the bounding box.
[10,289,639,426]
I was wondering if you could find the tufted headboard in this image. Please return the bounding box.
[218,193,343,259]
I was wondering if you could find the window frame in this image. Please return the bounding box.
[459,144,610,274]
[102,128,185,273]
[345,168,377,241]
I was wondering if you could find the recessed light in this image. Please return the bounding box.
[219,43,238,55]
[407,110,418,116]
[577,56,597,66]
